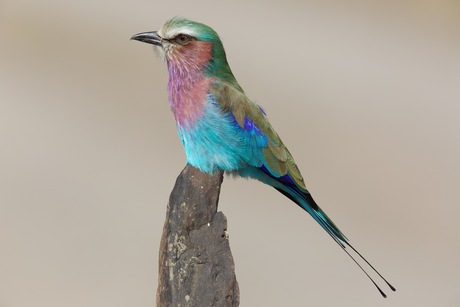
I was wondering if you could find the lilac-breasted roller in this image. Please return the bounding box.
[131,17,395,297]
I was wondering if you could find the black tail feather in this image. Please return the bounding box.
[273,186,396,297]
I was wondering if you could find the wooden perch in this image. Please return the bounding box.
[156,165,240,307]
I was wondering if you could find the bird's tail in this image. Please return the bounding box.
[274,184,396,298]
[274,187,347,245]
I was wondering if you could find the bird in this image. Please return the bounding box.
[131,17,395,297]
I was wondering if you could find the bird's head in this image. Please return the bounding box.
[132,17,236,82]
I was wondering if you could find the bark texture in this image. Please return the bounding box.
[156,165,240,307]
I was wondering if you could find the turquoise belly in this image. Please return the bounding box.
[176,101,259,174]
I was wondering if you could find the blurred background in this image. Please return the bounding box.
[1,0,459,306]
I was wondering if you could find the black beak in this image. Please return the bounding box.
[131,31,162,46]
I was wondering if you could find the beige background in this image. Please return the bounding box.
[1,0,460,306]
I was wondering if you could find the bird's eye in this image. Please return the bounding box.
[175,34,192,45]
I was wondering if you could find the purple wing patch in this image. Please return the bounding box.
[260,165,295,186]
[244,117,263,136]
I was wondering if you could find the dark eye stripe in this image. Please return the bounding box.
[164,34,196,45]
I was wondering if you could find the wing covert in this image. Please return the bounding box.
[210,81,307,190]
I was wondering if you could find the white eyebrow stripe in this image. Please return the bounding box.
[159,27,197,39]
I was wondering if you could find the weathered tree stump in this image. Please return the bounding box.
[156,165,240,307]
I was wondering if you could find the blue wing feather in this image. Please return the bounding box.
[204,81,349,245]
